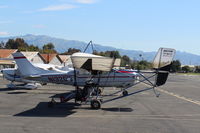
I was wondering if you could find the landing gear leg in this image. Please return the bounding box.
[48,98,56,108]
[153,87,160,97]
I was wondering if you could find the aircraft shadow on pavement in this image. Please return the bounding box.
[7,91,27,94]
[0,87,28,94]
[14,101,134,118]
[14,102,79,117]
[13,89,133,117]
[49,91,75,98]
[0,87,32,92]
[49,92,134,113]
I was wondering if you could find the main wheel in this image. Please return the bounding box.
[91,100,101,109]
[122,90,128,96]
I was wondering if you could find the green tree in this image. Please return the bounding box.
[104,51,121,58]
[121,55,131,66]
[136,60,152,70]
[94,50,121,58]
[195,66,200,73]
[61,48,81,55]
[130,61,138,69]
[93,51,105,56]
[92,50,99,55]
[42,43,57,54]
[171,60,181,72]
[27,45,40,51]
[5,39,16,49]
[182,66,190,73]
[43,43,55,50]
[5,38,28,50]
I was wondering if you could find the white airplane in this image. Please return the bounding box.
[12,48,176,109]
[1,63,73,89]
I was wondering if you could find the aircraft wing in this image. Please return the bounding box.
[71,53,115,71]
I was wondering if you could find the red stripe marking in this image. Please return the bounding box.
[117,70,137,74]
[14,56,26,59]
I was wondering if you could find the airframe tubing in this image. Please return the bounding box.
[102,72,158,104]
[106,72,157,97]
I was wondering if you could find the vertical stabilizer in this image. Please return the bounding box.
[153,48,176,70]
[12,52,45,76]
[152,48,176,86]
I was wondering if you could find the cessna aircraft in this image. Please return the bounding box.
[12,48,176,109]
[1,63,73,89]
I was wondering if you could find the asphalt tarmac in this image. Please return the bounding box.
[0,74,200,133]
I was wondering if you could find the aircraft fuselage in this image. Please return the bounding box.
[32,71,137,88]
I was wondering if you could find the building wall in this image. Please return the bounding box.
[49,57,62,66]
[31,55,45,64]
[62,57,72,67]
[7,55,13,58]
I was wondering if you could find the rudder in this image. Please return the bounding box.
[152,48,176,86]
[12,52,45,76]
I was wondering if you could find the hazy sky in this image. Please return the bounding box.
[0,0,200,55]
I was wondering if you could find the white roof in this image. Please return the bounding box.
[58,55,71,62]
[21,52,39,61]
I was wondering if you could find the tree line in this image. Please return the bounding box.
[2,38,199,73]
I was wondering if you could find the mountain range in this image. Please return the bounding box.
[0,34,200,65]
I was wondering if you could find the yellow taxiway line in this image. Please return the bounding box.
[156,88,200,106]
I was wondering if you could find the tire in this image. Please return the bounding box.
[122,90,128,96]
[91,100,101,109]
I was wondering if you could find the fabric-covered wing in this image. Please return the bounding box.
[71,53,115,71]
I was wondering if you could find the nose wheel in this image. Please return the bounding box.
[122,90,128,96]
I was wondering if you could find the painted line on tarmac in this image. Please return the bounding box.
[141,83,200,106]
[0,114,12,118]
[6,90,67,94]
[156,88,200,106]
[68,115,200,121]
[0,114,200,121]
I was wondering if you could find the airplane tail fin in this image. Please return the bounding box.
[12,52,44,76]
[152,48,176,86]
